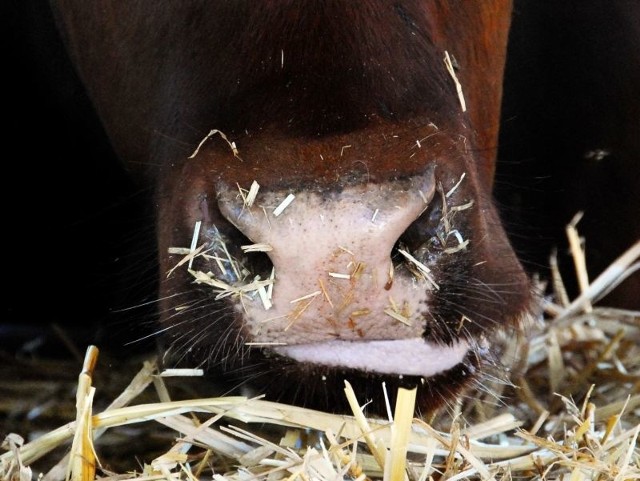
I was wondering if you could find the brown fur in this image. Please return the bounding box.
[52,1,532,415]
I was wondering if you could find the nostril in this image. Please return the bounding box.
[392,186,446,285]
[200,224,270,283]
[393,177,473,283]
[183,193,275,297]
[396,189,444,254]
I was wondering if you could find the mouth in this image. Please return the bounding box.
[274,338,470,378]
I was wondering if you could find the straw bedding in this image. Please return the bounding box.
[1,224,638,481]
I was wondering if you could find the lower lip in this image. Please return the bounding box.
[274,338,470,378]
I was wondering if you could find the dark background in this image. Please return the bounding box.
[4,0,158,357]
[496,1,640,309]
[3,1,638,359]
